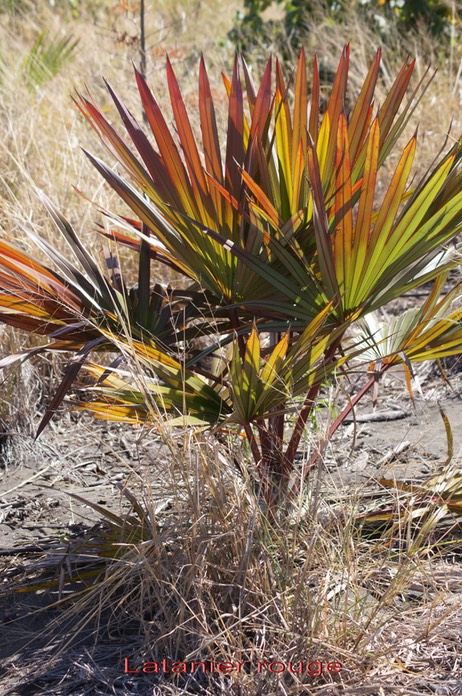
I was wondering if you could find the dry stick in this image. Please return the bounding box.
[0,464,52,497]
[325,363,389,441]
[0,545,48,555]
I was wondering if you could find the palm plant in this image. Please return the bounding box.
[1,47,462,512]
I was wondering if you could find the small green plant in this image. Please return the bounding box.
[23,30,79,89]
[0,0,22,12]
[1,48,462,516]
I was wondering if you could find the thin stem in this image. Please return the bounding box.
[137,224,150,328]
[243,422,263,474]
[229,307,247,360]
[283,382,321,468]
[292,362,390,492]
[284,338,342,467]
[325,364,388,440]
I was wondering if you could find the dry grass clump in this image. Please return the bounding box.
[3,430,461,695]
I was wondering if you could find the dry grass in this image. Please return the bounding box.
[2,429,462,694]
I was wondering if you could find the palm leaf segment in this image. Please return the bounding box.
[358,275,462,363]
[79,307,338,429]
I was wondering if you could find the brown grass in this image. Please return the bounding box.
[2,427,462,694]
